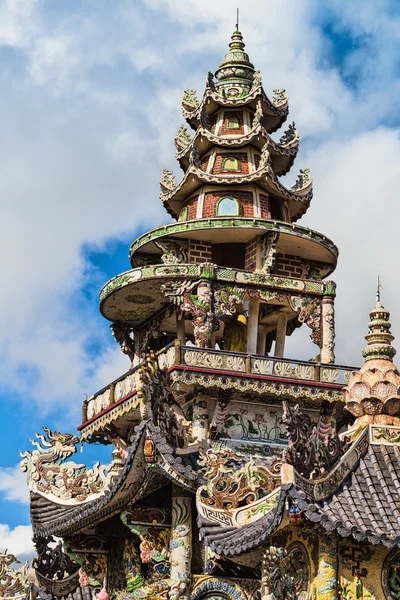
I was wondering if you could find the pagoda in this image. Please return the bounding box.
[8,24,400,600]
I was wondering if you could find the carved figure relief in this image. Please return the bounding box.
[279,122,299,147]
[110,321,135,363]
[282,402,346,479]
[292,168,312,191]
[0,551,28,598]
[174,125,192,151]
[381,548,400,600]
[182,89,200,112]
[20,427,120,502]
[154,239,189,265]
[198,445,281,509]
[261,546,298,600]
[160,169,177,193]
[261,232,279,272]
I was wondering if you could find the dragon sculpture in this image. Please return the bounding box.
[20,427,120,503]
[198,446,282,510]
[282,401,347,479]
[0,551,29,598]
[262,546,298,600]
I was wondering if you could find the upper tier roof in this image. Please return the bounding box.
[159,27,315,224]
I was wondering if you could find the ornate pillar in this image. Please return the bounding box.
[247,298,260,354]
[321,282,336,364]
[257,324,267,355]
[275,311,288,358]
[317,533,338,600]
[176,313,186,344]
[133,330,142,366]
[169,485,192,600]
[192,393,209,444]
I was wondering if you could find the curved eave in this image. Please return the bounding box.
[182,86,288,133]
[197,487,286,556]
[287,439,400,547]
[29,425,147,537]
[176,124,299,177]
[129,218,338,264]
[161,164,312,221]
[100,224,337,325]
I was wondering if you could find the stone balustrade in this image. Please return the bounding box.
[80,341,358,431]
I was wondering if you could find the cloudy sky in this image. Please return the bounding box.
[1,0,400,560]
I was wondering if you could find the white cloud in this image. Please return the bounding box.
[0,524,34,561]
[0,465,29,504]
[0,0,37,47]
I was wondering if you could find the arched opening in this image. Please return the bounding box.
[222,156,240,172]
[216,196,240,217]
[178,205,188,221]
[225,115,240,129]
[269,196,285,221]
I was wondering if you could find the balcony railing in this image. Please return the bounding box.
[80,341,358,429]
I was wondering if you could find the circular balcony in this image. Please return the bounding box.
[130,217,338,267]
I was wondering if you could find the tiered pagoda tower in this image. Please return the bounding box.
[100,27,338,367]
[13,25,400,600]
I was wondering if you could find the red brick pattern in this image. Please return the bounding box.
[212,152,249,175]
[201,156,210,172]
[254,153,261,169]
[245,237,258,271]
[259,193,269,218]
[275,253,303,278]
[181,195,199,221]
[202,190,254,218]
[189,240,212,264]
[221,111,245,135]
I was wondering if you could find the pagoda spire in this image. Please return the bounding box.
[214,23,255,93]
[345,288,400,425]
[362,287,396,362]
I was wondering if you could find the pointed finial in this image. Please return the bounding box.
[236,8,239,31]
[377,275,382,304]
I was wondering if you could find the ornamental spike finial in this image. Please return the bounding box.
[377,275,382,303]
[214,23,255,92]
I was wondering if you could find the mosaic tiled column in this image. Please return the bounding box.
[169,485,192,600]
[275,311,288,357]
[321,283,336,364]
[317,533,338,600]
[192,393,209,444]
[176,313,186,344]
[247,298,260,354]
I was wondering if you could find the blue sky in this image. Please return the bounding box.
[1,0,400,558]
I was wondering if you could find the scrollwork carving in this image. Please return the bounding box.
[0,551,28,598]
[160,168,177,193]
[272,88,288,106]
[174,125,192,151]
[282,401,346,479]
[110,321,135,363]
[154,239,188,265]
[252,99,263,128]
[198,446,281,509]
[279,122,298,147]
[261,232,279,272]
[182,89,200,113]
[292,167,312,191]
[20,427,121,502]
[261,546,298,600]
[33,536,79,580]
